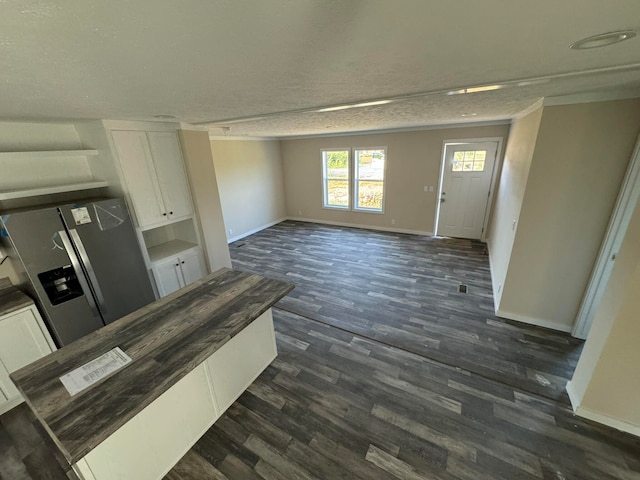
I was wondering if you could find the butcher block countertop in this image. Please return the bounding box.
[0,277,34,316]
[10,268,293,464]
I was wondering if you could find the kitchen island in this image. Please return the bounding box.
[11,268,293,480]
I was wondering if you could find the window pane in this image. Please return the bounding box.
[463,160,474,171]
[452,160,462,171]
[454,151,464,161]
[325,150,349,179]
[464,151,475,161]
[357,181,383,210]
[474,150,486,161]
[354,148,385,211]
[357,149,385,180]
[326,180,349,207]
[323,150,350,208]
[473,160,485,171]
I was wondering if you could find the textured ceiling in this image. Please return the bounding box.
[1,0,640,137]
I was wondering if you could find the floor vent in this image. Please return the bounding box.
[458,284,468,294]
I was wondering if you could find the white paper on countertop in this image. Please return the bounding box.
[59,347,132,396]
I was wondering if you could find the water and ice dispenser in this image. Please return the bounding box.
[38,265,84,306]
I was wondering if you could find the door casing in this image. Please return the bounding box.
[435,137,504,241]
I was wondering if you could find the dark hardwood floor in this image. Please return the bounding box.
[4,220,639,479]
[0,403,77,480]
[228,220,583,402]
[165,309,640,480]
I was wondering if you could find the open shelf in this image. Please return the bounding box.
[0,181,109,200]
[0,149,99,159]
[147,239,199,264]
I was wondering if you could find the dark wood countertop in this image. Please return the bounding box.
[10,268,293,464]
[0,277,34,317]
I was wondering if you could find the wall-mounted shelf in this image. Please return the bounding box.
[147,239,199,264]
[0,181,109,201]
[0,150,99,159]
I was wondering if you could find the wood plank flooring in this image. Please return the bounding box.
[228,220,583,402]
[1,308,639,479]
[0,403,77,480]
[165,309,640,480]
[3,220,637,479]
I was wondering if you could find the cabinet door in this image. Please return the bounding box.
[147,132,193,221]
[179,249,206,286]
[112,130,167,228]
[0,360,14,401]
[152,258,185,297]
[0,307,55,399]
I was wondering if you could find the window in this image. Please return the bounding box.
[354,148,386,212]
[452,150,486,172]
[321,147,386,213]
[322,150,350,209]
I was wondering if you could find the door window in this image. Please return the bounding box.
[452,150,486,172]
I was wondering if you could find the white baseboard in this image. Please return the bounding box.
[565,380,580,410]
[227,217,287,243]
[287,216,433,236]
[575,406,640,438]
[567,380,640,437]
[496,309,572,333]
[486,244,501,313]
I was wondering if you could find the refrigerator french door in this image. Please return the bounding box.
[0,198,155,346]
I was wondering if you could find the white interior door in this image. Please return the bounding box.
[437,142,497,239]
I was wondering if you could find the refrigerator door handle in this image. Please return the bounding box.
[69,228,107,314]
[57,230,100,316]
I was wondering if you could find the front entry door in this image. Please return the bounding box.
[437,142,498,239]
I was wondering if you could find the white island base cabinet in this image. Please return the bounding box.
[73,309,277,480]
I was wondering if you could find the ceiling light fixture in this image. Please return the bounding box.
[317,99,393,112]
[153,114,176,119]
[461,113,477,117]
[199,62,640,127]
[447,84,504,95]
[570,30,636,50]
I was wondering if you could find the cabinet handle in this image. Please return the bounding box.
[175,263,179,267]
[170,211,174,215]
[181,261,185,264]
[163,213,167,216]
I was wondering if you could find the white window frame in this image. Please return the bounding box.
[353,147,387,214]
[321,149,351,210]
[321,147,388,213]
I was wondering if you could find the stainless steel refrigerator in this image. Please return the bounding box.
[0,198,156,346]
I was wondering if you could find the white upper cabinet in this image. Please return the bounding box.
[111,130,193,229]
[147,132,193,221]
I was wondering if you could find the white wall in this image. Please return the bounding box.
[490,98,640,332]
[179,130,231,270]
[280,124,510,234]
[210,139,286,242]
[486,108,543,306]
[568,195,640,435]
